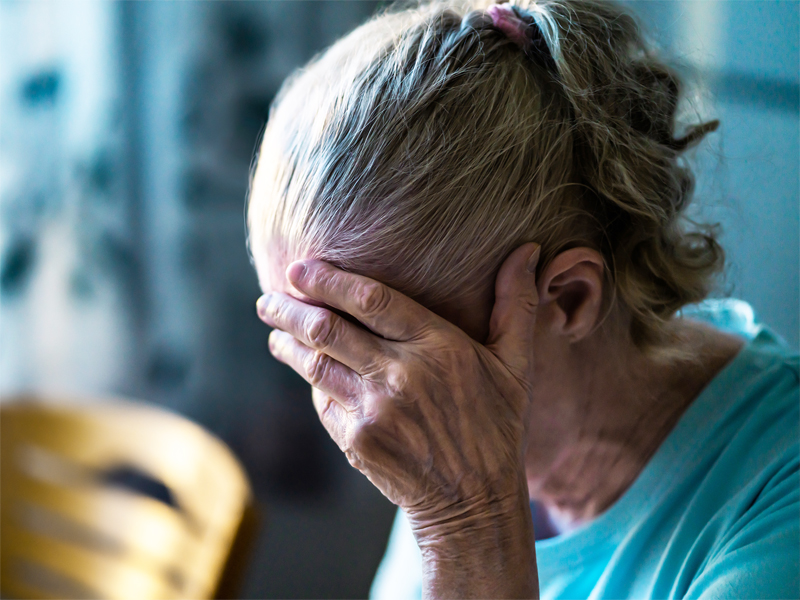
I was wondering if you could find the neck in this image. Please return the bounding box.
[525,316,744,535]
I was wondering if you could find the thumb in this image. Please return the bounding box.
[485,243,540,378]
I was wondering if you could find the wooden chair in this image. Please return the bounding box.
[0,397,257,600]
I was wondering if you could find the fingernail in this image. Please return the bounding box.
[526,244,541,274]
[286,261,307,284]
[256,294,271,318]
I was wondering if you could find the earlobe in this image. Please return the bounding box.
[538,248,605,342]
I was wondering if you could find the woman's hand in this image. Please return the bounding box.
[257,243,541,598]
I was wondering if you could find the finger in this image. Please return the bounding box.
[485,243,540,377]
[311,387,349,452]
[268,329,363,410]
[258,292,386,375]
[284,260,443,342]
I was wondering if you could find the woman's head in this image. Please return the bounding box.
[248,0,723,349]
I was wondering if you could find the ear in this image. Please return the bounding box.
[537,247,605,342]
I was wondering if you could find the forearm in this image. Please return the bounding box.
[412,484,539,599]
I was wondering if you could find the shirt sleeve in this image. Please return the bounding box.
[686,458,800,600]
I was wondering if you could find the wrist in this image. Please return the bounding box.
[407,481,538,598]
[409,488,531,548]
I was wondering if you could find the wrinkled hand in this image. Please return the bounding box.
[258,243,541,597]
[257,244,540,536]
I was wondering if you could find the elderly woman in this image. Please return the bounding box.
[249,1,799,597]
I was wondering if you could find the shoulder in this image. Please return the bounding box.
[684,445,799,599]
[679,298,798,420]
[680,302,799,598]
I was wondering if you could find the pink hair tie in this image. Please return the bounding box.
[486,3,557,73]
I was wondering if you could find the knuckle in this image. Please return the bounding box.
[349,420,374,454]
[360,389,387,422]
[344,449,363,470]
[306,310,337,348]
[384,362,411,395]
[357,281,391,318]
[304,350,331,387]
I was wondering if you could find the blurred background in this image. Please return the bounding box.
[0,1,797,597]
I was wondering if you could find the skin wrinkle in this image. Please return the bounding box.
[417,472,538,598]
[246,2,745,595]
[254,188,743,598]
[531,317,741,525]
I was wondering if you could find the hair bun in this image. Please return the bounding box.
[483,3,557,73]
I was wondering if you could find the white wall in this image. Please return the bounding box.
[629,0,799,347]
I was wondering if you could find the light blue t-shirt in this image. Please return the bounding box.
[371,300,800,599]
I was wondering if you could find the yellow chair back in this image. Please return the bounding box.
[0,397,254,600]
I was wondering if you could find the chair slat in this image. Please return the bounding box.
[3,525,178,600]
[0,481,225,598]
[2,405,250,536]
[0,399,254,600]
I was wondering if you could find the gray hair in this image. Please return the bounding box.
[248,0,723,348]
